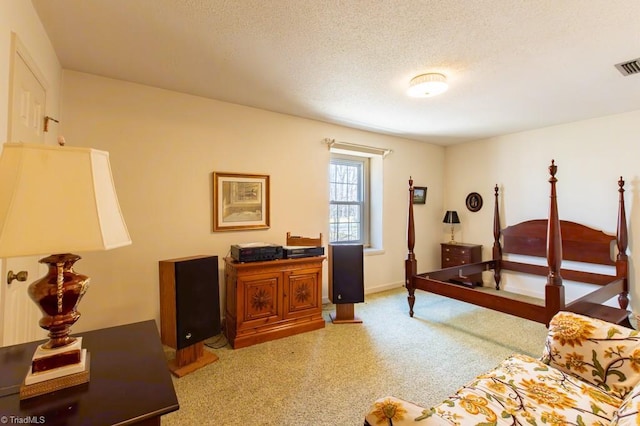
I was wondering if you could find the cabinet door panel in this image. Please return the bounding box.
[240,272,282,326]
[283,268,320,319]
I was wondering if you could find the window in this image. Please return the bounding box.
[329,154,369,244]
[326,138,387,251]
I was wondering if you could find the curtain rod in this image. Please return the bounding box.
[323,138,392,158]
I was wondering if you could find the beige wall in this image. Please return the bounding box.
[444,110,640,308]
[0,0,62,343]
[60,71,445,332]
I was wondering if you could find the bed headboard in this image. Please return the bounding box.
[502,219,615,266]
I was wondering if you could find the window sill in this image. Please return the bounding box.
[364,248,384,256]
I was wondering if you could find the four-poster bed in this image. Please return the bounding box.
[405,161,630,326]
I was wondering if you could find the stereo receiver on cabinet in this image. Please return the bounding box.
[282,246,324,259]
[230,242,283,262]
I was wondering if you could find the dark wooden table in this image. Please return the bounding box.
[0,320,179,425]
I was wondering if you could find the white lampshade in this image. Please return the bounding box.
[407,73,449,98]
[0,142,131,257]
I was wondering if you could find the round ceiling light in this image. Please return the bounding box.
[407,73,448,98]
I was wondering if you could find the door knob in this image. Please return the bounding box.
[7,270,28,284]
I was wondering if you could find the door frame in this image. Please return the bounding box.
[6,32,49,141]
[0,32,50,346]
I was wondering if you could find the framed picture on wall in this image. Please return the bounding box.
[413,186,427,204]
[213,172,270,231]
[465,192,483,212]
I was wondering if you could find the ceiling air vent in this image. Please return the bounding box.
[615,58,640,76]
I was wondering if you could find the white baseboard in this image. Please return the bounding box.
[322,281,404,304]
[365,281,404,295]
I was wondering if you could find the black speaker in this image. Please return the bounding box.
[159,255,221,350]
[328,244,364,304]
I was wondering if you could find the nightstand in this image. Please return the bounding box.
[441,242,482,286]
[0,321,178,424]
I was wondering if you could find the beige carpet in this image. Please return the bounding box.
[162,287,548,425]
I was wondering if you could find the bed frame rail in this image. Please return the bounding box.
[411,276,547,323]
[500,260,622,286]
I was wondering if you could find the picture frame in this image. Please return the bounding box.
[465,192,483,212]
[213,172,270,231]
[413,186,427,204]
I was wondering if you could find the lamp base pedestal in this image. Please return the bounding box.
[20,338,90,400]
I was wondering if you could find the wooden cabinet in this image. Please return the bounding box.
[224,256,325,349]
[441,242,483,286]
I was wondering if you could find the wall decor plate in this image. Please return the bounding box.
[465,192,483,212]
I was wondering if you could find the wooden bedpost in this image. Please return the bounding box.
[406,177,417,317]
[492,185,503,290]
[545,160,565,323]
[616,176,629,310]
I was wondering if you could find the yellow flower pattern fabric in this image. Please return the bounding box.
[365,397,449,426]
[369,398,409,424]
[364,312,640,425]
[429,354,621,425]
[542,312,640,399]
[612,387,640,425]
[365,354,624,425]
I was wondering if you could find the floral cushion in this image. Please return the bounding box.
[611,385,640,425]
[431,354,620,425]
[365,354,622,425]
[541,311,640,399]
[364,396,449,426]
[365,312,640,425]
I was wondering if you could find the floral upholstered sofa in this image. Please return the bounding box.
[365,311,640,425]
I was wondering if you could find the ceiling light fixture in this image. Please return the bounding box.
[407,73,448,98]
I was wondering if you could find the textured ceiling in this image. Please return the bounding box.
[32,0,640,145]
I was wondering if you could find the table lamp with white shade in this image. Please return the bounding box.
[0,141,131,399]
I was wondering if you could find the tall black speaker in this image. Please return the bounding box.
[159,255,220,376]
[328,244,364,304]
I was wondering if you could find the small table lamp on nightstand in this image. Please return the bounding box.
[443,210,460,243]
